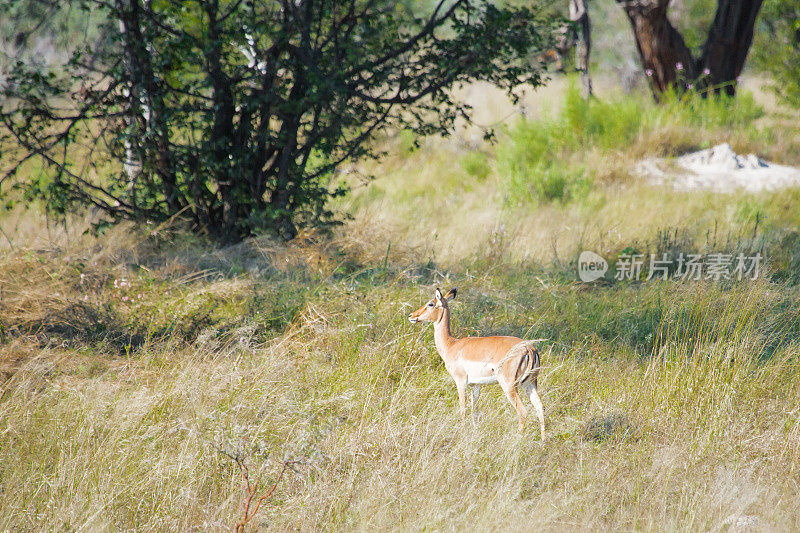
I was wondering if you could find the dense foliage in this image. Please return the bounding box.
[0,0,558,241]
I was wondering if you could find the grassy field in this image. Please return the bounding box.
[2,77,800,531]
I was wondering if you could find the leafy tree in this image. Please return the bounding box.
[752,0,800,108]
[0,0,558,241]
[0,0,103,53]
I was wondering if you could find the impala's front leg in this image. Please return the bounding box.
[454,376,468,421]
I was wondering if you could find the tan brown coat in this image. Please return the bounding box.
[409,288,544,437]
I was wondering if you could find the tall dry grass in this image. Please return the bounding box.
[2,269,799,530]
[2,76,800,531]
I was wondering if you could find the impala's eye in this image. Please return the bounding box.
[427,302,434,307]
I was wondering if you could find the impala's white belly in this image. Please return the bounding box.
[460,360,498,385]
[469,374,498,385]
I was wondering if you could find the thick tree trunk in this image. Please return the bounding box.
[699,0,764,96]
[617,0,697,99]
[617,0,764,100]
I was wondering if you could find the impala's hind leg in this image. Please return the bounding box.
[525,379,545,440]
[499,377,527,432]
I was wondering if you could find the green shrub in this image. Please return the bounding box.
[561,83,644,149]
[496,79,765,207]
[459,151,491,180]
[503,160,589,205]
[657,87,764,128]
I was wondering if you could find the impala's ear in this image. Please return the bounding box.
[444,287,457,301]
[435,288,443,301]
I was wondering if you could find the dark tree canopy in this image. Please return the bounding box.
[617,0,764,100]
[0,0,559,241]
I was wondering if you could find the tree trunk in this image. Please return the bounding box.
[699,0,764,96]
[117,0,182,212]
[570,0,593,98]
[270,188,298,241]
[204,0,239,240]
[617,0,764,100]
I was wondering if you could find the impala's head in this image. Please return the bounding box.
[408,287,457,324]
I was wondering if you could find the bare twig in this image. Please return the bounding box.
[233,459,296,533]
[214,442,297,533]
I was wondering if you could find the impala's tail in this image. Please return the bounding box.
[509,340,541,387]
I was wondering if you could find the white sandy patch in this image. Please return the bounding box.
[636,143,800,192]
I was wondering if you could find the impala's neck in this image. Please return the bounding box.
[433,306,456,360]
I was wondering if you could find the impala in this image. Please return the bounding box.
[408,287,545,438]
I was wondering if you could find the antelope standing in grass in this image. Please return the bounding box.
[408,288,545,438]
